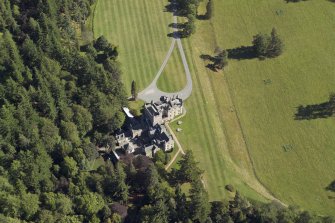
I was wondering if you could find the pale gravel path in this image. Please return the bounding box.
[164,122,186,170]
[138,16,192,102]
[164,108,187,170]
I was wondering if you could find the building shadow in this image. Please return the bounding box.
[294,101,335,120]
[226,46,257,60]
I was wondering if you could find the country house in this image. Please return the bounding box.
[114,96,183,158]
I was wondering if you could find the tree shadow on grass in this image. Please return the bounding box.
[200,54,215,62]
[226,46,257,60]
[205,64,220,72]
[167,31,188,39]
[164,0,176,13]
[326,180,335,192]
[285,0,307,3]
[168,22,186,29]
[165,0,184,16]
[294,101,335,120]
[196,14,208,20]
[199,54,220,72]
[165,0,190,38]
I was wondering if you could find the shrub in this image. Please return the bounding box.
[225,184,235,192]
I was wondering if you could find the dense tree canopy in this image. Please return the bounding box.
[0,0,127,222]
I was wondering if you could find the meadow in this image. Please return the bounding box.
[208,0,335,215]
[93,0,335,215]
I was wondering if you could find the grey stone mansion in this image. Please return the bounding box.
[114,96,183,158]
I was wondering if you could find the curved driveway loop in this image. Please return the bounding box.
[138,16,192,102]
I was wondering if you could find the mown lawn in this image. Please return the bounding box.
[156,45,187,92]
[94,0,176,94]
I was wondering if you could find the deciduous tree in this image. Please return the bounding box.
[61,156,79,178]
[94,36,110,52]
[75,192,104,216]
[60,121,81,146]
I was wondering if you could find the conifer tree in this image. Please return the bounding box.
[253,28,284,58]
[268,28,284,57]
[113,163,129,204]
[189,180,210,223]
[175,184,189,222]
[131,80,137,100]
[145,165,164,202]
[177,150,204,183]
[253,33,271,58]
[140,200,169,223]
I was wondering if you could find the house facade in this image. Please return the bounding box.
[144,96,183,126]
[113,96,183,158]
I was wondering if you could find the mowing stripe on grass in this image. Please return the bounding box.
[141,0,163,83]
[126,1,146,88]
[157,45,187,92]
[94,0,173,92]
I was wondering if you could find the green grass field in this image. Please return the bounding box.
[208,0,335,215]
[156,46,187,92]
[94,0,335,215]
[94,0,187,94]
